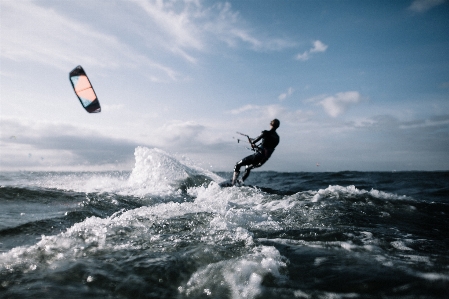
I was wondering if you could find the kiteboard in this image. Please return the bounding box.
[219,181,234,188]
[218,180,247,188]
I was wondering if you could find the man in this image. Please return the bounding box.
[232,119,280,185]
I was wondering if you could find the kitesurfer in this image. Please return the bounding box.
[231,119,280,186]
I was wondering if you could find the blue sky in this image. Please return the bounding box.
[1,0,448,172]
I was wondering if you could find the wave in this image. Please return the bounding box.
[1,178,434,267]
[1,149,448,298]
[0,147,222,198]
[126,147,220,197]
[0,181,287,298]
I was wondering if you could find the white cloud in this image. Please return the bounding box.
[0,0,179,81]
[278,87,294,101]
[408,0,446,13]
[202,2,295,51]
[310,40,328,53]
[0,117,138,171]
[133,0,294,59]
[296,40,328,61]
[399,114,449,129]
[1,0,295,82]
[229,104,260,115]
[159,120,205,145]
[310,91,363,117]
[295,52,310,61]
[132,0,204,52]
[228,104,312,125]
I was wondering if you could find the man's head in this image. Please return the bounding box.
[270,119,280,129]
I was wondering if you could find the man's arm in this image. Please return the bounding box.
[251,131,265,146]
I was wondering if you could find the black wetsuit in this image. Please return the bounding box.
[234,129,279,182]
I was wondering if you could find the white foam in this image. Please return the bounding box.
[127,147,194,195]
[319,292,360,299]
[294,289,311,298]
[180,246,286,299]
[256,196,298,211]
[14,147,223,198]
[401,254,433,266]
[0,179,277,273]
[19,171,129,194]
[391,241,413,251]
[310,185,408,202]
[417,272,449,281]
[314,257,327,266]
[121,147,222,197]
[340,241,357,251]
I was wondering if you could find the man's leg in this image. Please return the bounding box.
[232,154,255,185]
[241,154,266,183]
[232,169,240,185]
[241,165,253,182]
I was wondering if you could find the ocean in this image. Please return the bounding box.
[1,147,448,299]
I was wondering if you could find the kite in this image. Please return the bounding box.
[69,65,101,113]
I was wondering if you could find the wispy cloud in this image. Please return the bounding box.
[1,0,295,81]
[0,0,179,81]
[399,114,449,129]
[133,0,295,60]
[278,87,294,101]
[407,0,446,13]
[228,104,311,125]
[132,0,204,59]
[296,40,328,61]
[229,104,259,115]
[201,2,296,51]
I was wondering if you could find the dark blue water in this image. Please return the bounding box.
[1,147,448,298]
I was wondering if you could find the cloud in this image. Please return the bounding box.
[296,40,328,61]
[229,104,282,119]
[310,40,328,53]
[0,118,139,170]
[133,0,295,58]
[309,91,363,117]
[132,0,204,52]
[201,2,296,51]
[158,120,205,146]
[278,87,294,101]
[0,117,241,171]
[407,0,446,13]
[399,114,449,129]
[295,52,309,61]
[228,104,312,125]
[1,0,295,83]
[0,0,179,81]
[229,104,260,115]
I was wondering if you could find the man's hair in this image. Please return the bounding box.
[271,119,280,129]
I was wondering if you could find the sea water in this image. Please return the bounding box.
[1,147,448,298]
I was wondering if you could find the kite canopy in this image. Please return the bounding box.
[69,65,101,113]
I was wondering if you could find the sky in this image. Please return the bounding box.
[1,0,449,172]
